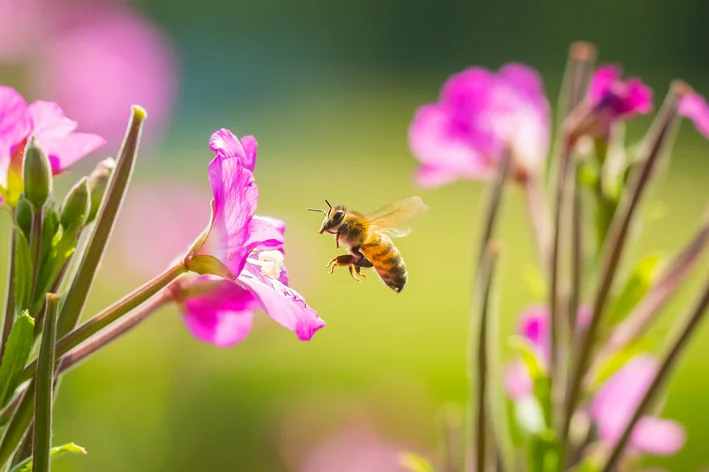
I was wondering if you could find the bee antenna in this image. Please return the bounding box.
[307,208,327,215]
[325,199,332,209]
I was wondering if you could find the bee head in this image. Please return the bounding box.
[307,200,347,234]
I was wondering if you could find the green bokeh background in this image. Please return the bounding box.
[3,0,709,470]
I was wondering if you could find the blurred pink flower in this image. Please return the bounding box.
[0,85,104,205]
[299,421,411,472]
[118,180,208,277]
[503,305,591,401]
[0,0,177,145]
[589,65,653,119]
[678,92,709,139]
[570,65,653,141]
[409,63,550,187]
[590,355,685,457]
[177,129,324,347]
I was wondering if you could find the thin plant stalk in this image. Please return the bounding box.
[600,205,709,359]
[601,271,709,471]
[20,262,187,383]
[474,244,500,472]
[32,294,59,472]
[523,178,550,263]
[559,83,684,453]
[2,225,17,359]
[466,149,511,472]
[28,210,42,303]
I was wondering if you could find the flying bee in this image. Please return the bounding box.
[307,196,428,293]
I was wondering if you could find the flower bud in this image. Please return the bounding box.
[15,196,33,238]
[86,158,115,223]
[22,137,53,210]
[60,177,91,228]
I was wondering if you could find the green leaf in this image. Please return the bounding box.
[509,336,551,426]
[399,452,435,472]
[39,206,59,276]
[32,294,60,472]
[0,312,34,407]
[608,254,662,325]
[10,442,87,472]
[32,220,81,313]
[13,229,33,315]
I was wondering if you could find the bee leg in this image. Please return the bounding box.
[354,265,367,278]
[348,265,363,282]
[350,246,374,268]
[335,222,348,249]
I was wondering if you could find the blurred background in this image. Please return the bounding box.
[2,0,709,470]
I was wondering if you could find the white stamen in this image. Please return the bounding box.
[249,250,285,279]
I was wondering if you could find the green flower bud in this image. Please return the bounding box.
[86,158,115,223]
[15,196,33,238]
[22,137,53,210]
[60,177,91,229]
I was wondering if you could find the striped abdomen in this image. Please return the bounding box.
[360,233,407,292]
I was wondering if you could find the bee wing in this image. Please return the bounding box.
[365,196,428,238]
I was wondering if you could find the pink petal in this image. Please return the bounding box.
[45,132,106,172]
[182,276,258,347]
[238,264,325,341]
[408,104,488,187]
[240,135,258,172]
[28,100,77,139]
[517,305,550,358]
[243,217,284,255]
[503,360,533,401]
[591,355,656,423]
[679,92,709,139]
[254,215,286,236]
[0,86,31,171]
[589,65,622,103]
[38,2,178,145]
[631,417,686,456]
[207,152,259,275]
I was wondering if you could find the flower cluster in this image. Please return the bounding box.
[406,42,709,472]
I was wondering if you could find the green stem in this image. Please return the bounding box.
[559,83,683,459]
[21,262,186,383]
[0,383,35,467]
[601,271,709,471]
[467,149,511,471]
[28,210,42,304]
[57,105,147,337]
[1,224,17,360]
[32,294,59,472]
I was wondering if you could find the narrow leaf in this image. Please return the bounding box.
[32,294,59,472]
[10,442,86,472]
[608,254,662,325]
[57,106,147,337]
[399,452,435,472]
[13,229,32,315]
[0,312,34,406]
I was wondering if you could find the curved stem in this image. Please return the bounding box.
[2,224,17,359]
[20,262,186,383]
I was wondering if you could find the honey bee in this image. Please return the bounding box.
[308,196,428,293]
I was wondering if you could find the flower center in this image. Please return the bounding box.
[248,250,284,280]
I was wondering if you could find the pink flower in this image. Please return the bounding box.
[0,85,105,206]
[590,355,685,457]
[678,92,709,139]
[589,65,653,119]
[37,2,178,145]
[503,305,591,401]
[571,65,653,141]
[177,129,324,347]
[409,63,550,187]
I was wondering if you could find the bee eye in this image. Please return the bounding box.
[333,210,345,221]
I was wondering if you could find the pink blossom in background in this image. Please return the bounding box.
[502,305,591,401]
[678,92,709,139]
[299,421,411,472]
[590,355,685,457]
[0,0,177,145]
[409,63,550,187]
[588,65,653,120]
[0,85,104,205]
[176,129,324,347]
[117,179,208,277]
